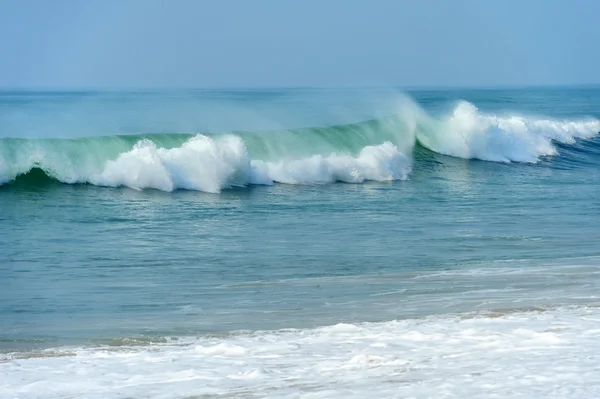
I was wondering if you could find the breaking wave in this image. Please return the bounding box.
[1,100,598,192]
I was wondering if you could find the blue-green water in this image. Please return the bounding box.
[2,88,600,398]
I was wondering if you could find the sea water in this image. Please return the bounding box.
[1,87,600,398]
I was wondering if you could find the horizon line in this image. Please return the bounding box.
[1,82,599,93]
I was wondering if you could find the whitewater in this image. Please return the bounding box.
[3,306,600,398]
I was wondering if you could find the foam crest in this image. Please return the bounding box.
[252,142,410,185]
[92,135,410,192]
[93,135,253,193]
[419,101,600,162]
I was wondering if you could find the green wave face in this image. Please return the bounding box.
[239,114,418,160]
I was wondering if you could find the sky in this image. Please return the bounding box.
[0,0,598,89]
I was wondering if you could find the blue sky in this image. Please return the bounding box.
[0,0,598,88]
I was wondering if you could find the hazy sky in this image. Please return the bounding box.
[0,0,598,88]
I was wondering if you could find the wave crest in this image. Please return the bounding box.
[417,101,600,163]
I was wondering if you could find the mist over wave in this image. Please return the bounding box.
[1,95,598,192]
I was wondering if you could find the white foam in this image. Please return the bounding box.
[93,136,411,192]
[419,101,600,162]
[3,306,600,398]
[93,135,254,193]
[252,141,410,185]
[195,343,247,356]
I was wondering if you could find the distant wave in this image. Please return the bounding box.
[1,100,598,192]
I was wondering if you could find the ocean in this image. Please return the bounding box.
[1,87,600,398]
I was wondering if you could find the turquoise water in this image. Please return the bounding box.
[2,88,600,397]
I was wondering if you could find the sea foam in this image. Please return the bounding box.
[93,136,410,192]
[417,101,600,163]
[2,306,599,398]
